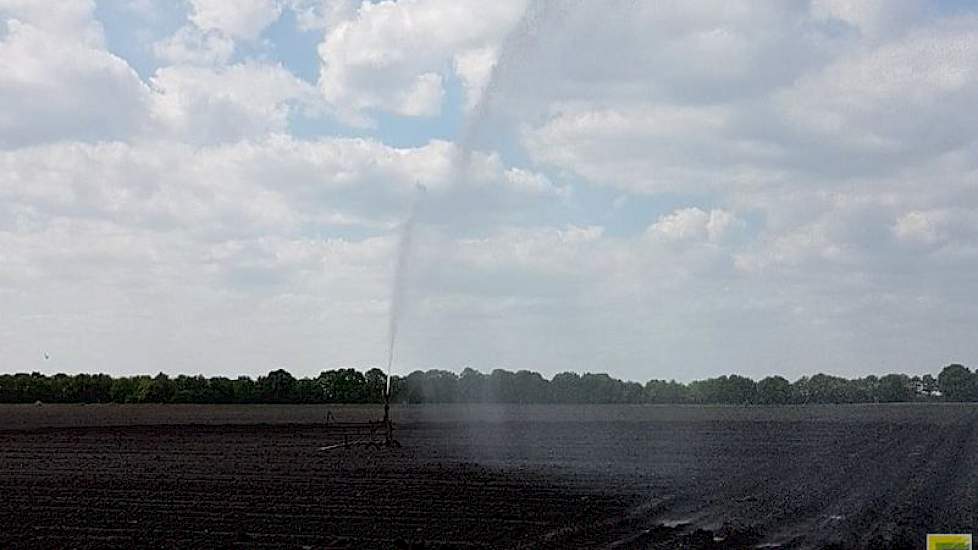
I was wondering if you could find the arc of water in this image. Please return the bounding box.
[383,0,583,395]
[385,185,425,397]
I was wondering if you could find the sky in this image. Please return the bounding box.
[2,0,978,382]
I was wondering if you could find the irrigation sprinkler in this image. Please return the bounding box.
[318,389,400,451]
[318,187,419,452]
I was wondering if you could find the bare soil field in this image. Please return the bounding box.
[1,404,976,549]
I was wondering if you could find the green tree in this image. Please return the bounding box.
[794,373,854,404]
[850,375,880,403]
[295,378,323,403]
[135,373,176,403]
[401,370,428,403]
[487,369,517,402]
[621,381,645,403]
[551,372,584,404]
[579,373,624,403]
[231,376,258,403]
[45,373,68,402]
[756,376,791,405]
[2,365,973,406]
[512,370,550,403]
[110,377,138,403]
[208,377,236,404]
[364,368,388,403]
[317,369,367,403]
[420,370,460,402]
[458,368,487,402]
[723,375,757,404]
[644,379,688,404]
[172,375,210,403]
[688,375,756,404]
[938,364,977,402]
[257,369,297,403]
[877,374,913,403]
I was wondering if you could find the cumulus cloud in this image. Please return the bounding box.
[516,3,978,194]
[522,105,764,194]
[288,0,359,31]
[148,61,323,143]
[648,208,743,243]
[0,135,564,243]
[0,0,105,45]
[893,208,978,250]
[153,25,235,66]
[893,210,944,246]
[0,9,151,148]
[316,0,526,120]
[188,0,283,41]
[775,20,978,163]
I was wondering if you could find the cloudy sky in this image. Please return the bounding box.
[2,0,977,381]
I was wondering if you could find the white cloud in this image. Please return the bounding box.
[523,105,763,194]
[1,1,318,149]
[0,135,562,243]
[648,208,743,243]
[893,210,943,246]
[893,208,978,250]
[288,0,358,31]
[503,167,566,198]
[0,14,151,148]
[517,5,978,197]
[0,130,579,376]
[153,25,235,66]
[451,224,604,275]
[149,61,322,143]
[0,0,104,45]
[188,0,283,41]
[316,0,526,119]
[776,21,978,167]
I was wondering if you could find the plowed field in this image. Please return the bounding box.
[1,404,976,548]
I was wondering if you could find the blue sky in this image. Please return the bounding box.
[2,0,978,381]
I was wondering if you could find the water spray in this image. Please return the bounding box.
[326,1,573,450]
[457,0,579,162]
[317,186,424,452]
[318,1,577,452]
[382,184,427,442]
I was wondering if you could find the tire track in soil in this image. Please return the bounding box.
[846,410,978,548]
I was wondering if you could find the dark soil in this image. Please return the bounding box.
[1,404,976,548]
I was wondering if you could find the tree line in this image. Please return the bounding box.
[2,364,977,405]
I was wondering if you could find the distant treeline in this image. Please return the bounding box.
[2,364,978,405]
